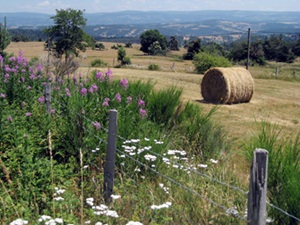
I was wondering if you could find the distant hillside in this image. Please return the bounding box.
[1,10,300,39]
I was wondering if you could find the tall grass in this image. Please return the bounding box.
[244,122,300,225]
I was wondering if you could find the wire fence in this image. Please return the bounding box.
[49,91,300,224]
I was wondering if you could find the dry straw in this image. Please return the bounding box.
[201,67,254,104]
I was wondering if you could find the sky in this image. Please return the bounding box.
[0,0,299,14]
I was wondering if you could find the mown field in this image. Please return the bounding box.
[7,41,300,143]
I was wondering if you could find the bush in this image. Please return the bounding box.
[148,63,160,71]
[90,59,108,67]
[193,52,232,74]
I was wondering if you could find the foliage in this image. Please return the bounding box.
[244,122,300,225]
[94,42,106,50]
[140,29,168,55]
[118,46,131,66]
[183,38,202,60]
[168,36,180,51]
[0,23,11,54]
[90,58,108,67]
[263,35,296,63]
[43,8,93,61]
[125,42,133,48]
[148,63,160,71]
[193,52,232,74]
[228,37,266,66]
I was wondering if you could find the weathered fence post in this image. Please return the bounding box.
[44,83,52,114]
[103,109,118,204]
[246,28,251,70]
[247,148,268,225]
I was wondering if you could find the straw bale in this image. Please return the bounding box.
[201,67,254,104]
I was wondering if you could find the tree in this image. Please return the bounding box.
[0,22,11,55]
[263,34,295,63]
[140,29,168,55]
[168,36,180,51]
[229,38,266,65]
[117,46,131,65]
[44,8,92,61]
[183,38,202,60]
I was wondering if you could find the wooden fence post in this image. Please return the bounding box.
[44,83,52,114]
[247,148,268,225]
[103,109,118,204]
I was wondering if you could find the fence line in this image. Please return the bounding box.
[48,90,300,223]
[72,114,246,221]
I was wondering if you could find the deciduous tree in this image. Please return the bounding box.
[44,8,93,61]
[140,29,168,55]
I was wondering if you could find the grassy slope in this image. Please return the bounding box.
[7,41,300,142]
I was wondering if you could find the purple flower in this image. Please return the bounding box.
[139,108,147,118]
[115,93,121,102]
[27,86,32,90]
[36,63,43,71]
[93,121,101,130]
[29,74,36,80]
[26,112,32,117]
[127,96,132,104]
[103,97,110,106]
[96,71,103,80]
[105,69,113,80]
[120,79,128,89]
[4,74,9,79]
[138,99,145,107]
[0,54,3,62]
[80,88,88,96]
[50,109,55,114]
[7,116,13,123]
[73,75,78,85]
[65,88,71,97]
[89,84,98,93]
[82,108,85,115]
[38,96,45,104]
[1,93,5,98]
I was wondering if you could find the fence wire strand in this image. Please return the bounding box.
[51,94,299,223]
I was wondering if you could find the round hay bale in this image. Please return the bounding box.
[201,67,254,104]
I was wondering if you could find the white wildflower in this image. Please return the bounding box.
[144,154,157,161]
[10,219,28,225]
[111,194,121,200]
[126,221,143,225]
[55,218,63,224]
[210,159,218,164]
[198,164,208,168]
[54,197,64,201]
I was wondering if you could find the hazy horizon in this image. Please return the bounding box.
[0,0,299,14]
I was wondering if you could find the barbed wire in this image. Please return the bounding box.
[50,94,300,223]
[267,201,300,222]
[116,134,248,195]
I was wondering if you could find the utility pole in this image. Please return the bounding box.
[246,28,251,70]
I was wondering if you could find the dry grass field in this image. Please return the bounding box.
[6,41,300,144]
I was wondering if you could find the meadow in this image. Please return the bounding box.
[1,41,300,225]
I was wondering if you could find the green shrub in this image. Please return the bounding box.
[193,52,232,74]
[148,63,160,71]
[90,59,108,67]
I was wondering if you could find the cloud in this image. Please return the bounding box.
[38,1,50,7]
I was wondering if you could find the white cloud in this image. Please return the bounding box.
[39,1,50,7]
